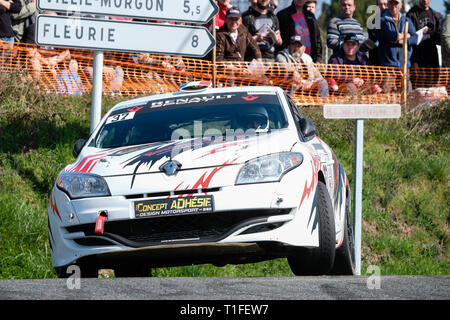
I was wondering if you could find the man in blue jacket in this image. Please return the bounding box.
[378,0,419,68]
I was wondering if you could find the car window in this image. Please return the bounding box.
[95,93,289,148]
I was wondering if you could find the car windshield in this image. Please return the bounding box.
[95,92,288,149]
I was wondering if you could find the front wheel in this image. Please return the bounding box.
[330,188,356,275]
[288,180,336,275]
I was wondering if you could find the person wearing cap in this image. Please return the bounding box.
[275,35,329,97]
[328,33,377,95]
[378,0,418,69]
[216,7,262,62]
[242,0,282,62]
[276,0,322,63]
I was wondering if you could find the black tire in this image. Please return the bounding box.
[288,180,336,275]
[330,187,356,275]
[114,263,152,277]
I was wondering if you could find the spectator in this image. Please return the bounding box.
[268,0,277,13]
[242,0,282,62]
[216,7,262,62]
[327,0,375,54]
[328,33,374,95]
[275,35,329,97]
[442,14,450,67]
[406,0,442,68]
[276,0,322,63]
[378,0,418,68]
[0,0,22,68]
[56,58,86,96]
[368,0,388,65]
[11,0,37,43]
[215,0,232,29]
[303,0,316,15]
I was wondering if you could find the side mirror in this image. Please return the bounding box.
[73,139,87,157]
[299,118,316,139]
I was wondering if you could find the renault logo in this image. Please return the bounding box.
[159,160,182,176]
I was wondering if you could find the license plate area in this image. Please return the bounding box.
[134,195,214,219]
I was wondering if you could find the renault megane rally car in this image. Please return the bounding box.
[48,82,355,277]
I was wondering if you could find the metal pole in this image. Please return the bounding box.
[212,16,217,88]
[402,20,409,108]
[353,119,364,276]
[90,50,104,133]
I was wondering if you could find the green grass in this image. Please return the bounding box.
[0,71,449,278]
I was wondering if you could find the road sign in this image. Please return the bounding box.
[37,0,219,24]
[323,103,401,275]
[36,15,215,57]
[323,104,401,119]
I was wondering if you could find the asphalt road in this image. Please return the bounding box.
[0,276,449,300]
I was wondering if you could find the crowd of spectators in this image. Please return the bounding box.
[1,0,450,97]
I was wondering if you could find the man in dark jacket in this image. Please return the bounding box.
[276,0,322,63]
[0,0,22,68]
[216,7,262,62]
[406,0,442,67]
[378,0,418,68]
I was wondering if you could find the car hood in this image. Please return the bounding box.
[66,130,297,177]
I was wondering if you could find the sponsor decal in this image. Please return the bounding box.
[242,95,259,101]
[105,111,136,124]
[149,94,236,108]
[135,195,213,219]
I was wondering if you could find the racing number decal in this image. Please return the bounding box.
[106,111,136,124]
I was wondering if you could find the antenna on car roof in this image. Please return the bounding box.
[179,81,212,92]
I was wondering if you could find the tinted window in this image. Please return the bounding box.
[95,92,288,148]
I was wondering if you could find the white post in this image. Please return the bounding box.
[90,50,104,133]
[353,119,364,276]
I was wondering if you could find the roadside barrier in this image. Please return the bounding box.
[1,41,448,105]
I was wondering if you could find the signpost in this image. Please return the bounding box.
[37,0,219,24]
[36,0,217,132]
[36,15,215,57]
[324,104,401,275]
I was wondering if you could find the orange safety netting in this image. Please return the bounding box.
[1,41,449,105]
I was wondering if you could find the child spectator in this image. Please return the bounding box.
[328,33,374,95]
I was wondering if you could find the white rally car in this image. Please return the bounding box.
[48,82,355,277]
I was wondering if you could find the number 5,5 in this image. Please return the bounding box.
[183,0,201,15]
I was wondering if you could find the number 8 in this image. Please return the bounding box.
[192,35,199,48]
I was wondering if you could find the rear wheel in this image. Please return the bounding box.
[288,180,336,275]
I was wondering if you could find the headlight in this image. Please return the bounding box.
[56,171,111,199]
[236,152,303,185]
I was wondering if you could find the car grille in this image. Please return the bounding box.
[67,209,290,248]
